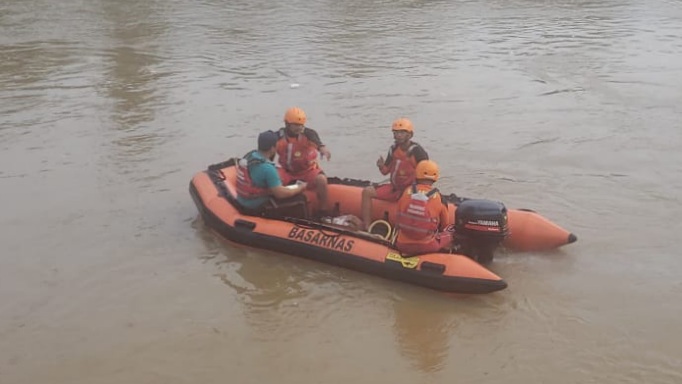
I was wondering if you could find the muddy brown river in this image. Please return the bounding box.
[2,1,681,383]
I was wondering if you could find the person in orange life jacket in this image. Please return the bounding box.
[361,117,429,230]
[275,107,332,215]
[236,130,307,212]
[394,160,453,256]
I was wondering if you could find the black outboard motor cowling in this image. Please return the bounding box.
[452,199,509,264]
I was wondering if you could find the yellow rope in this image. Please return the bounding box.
[367,220,393,241]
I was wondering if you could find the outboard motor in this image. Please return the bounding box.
[452,199,509,264]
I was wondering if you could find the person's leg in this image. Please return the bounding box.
[395,236,443,256]
[294,168,328,215]
[361,186,377,230]
[364,184,400,230]
[314,173,328,213]
[375,183,402,202]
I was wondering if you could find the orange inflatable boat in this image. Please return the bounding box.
[189,160,576,294]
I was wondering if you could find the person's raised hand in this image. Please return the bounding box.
[376,155,385,168]
[319,146,331,161]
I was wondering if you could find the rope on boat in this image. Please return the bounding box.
[367,220,393,242]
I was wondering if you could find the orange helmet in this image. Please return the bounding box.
[284,107,307,125]
[415,160,439,182]
[391,118,413,133]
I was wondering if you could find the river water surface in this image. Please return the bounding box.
[2,0,681,383]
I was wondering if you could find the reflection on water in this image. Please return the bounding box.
[194,215,507,374]
[390,288,514,374]
[194,219,314,342]
[98,1,170,168]
[219,254,311,340]
[0,41,78,91]
[194,214,454,369]
[0,41,83,134]
[391,294,454,373]
[103,46,164,129]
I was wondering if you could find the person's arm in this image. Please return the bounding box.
[304,128,330,160]
[270,183,306,199]
[412,144,429,163]
[262,164,305,199]
[303,127,324,147]
[378,148,393,175]
[438,199,449,230]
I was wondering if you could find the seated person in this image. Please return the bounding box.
[394,160,453,255]
[236,130,307,215]
[275,107,332,216]
[361,118,428,229]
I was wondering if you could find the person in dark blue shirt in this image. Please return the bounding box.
[236,130,307,211]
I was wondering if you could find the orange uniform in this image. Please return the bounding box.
[375,142,428,201]
[394,183,452,255]
[275,127,324,186]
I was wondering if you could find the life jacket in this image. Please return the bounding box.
[396,184,441,240]
[276,128,319,173]
[387,143,419,190]
[236,151,270,199]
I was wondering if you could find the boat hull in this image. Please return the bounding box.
[190,167,508,294]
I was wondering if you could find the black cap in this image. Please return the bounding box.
[258,130,279,151]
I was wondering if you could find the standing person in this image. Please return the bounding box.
[361,118,429,229]
[394,160,452,255]
[236,130,307,213]
[276,107,332,216]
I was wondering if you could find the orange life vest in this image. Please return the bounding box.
[236,151,270,199]
[276,129,319,174]
[396,184,441,240]
[387,143,419,191]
